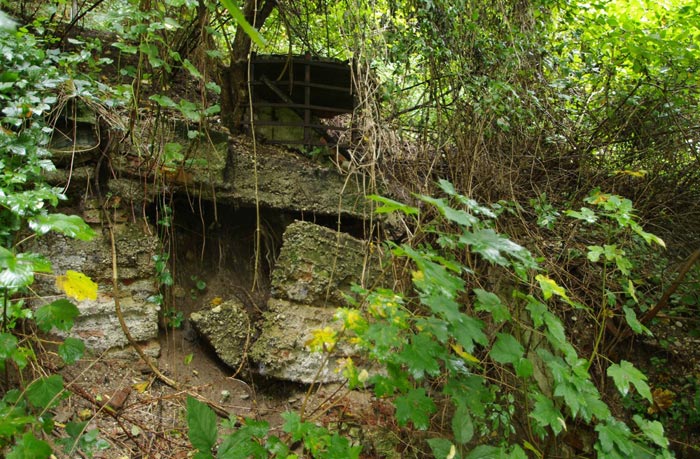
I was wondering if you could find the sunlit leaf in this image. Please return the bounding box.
[55,270,98,301]
[28,213,95,240]
[633,415,668,449]
[367,194,419,215]
[219,0,267,47]
[536,274,570,302]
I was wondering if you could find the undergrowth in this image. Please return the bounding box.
[186,179,673,458]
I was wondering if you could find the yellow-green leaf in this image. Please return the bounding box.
[536,274,570,301]
[56,270,98,301]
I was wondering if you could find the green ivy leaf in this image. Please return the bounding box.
[149,94,178,108]
[473,289,510,323]
[220,0,267,47]
[186,396,217,456]
[394,388,436,430]
[218,419,270,459]
[58,337,84,364]
[281,411,307,441]
[459,229,536,272]
[0,247,51,289]
[489,333,524,365]
[28,213,95,240]
[565,207,597,223]
[420,195,479,227]
[25,375,64,409]
[35,299,79,332]
[327,434,362,459]
[607,360,652,403]
[466,444,507,458]
[182,58,203,79]
[515,357,534,378]
[587,245,604,262]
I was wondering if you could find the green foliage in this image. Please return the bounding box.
[57,421,110,458]
[0,23,103,458]
[333,182,672,457]
[187,396,218,458]
[185,396,361,458]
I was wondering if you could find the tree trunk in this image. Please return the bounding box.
[220,0,277,133]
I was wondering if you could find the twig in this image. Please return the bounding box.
[607,247,700,352]
[104,206,179,390]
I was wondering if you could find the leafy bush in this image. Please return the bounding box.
[183,180,673,458]
[0,21,99,458]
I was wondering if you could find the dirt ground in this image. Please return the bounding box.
[54,328,380,459]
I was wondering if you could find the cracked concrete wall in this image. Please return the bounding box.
[31,219,160,354]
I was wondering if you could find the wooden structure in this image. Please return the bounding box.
[245,53,355,147]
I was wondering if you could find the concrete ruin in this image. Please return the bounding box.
[39,115,383,383]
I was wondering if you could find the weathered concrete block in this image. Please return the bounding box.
[271,220,370,307]
[189,299,250,369]
[249,298,348,383]
[31,222,160,353]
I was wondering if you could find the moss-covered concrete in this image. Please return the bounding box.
[271,220,371,307]
[249,298,348,383]
[30,221,160,352]
[189,299,250,369]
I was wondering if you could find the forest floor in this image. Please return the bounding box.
[47,308,700,459]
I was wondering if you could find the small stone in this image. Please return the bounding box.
[675,321,683,328]
[239,393,250,400]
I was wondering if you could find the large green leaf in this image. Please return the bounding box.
[219,0,267,47]
[35,299,80,332]
[632,415,668,449]
[595,419,635,457]
[58,337,85,364]
[0,332,18,361]
[186,396,217,457]
[7,432,52,459]
[452,402,474,445]
[451,313,487,353]
[368,194,419,215]
[28,213,95,240]
[607,360,652,403]
[529,391,566,435]
[427,438,458,459]
[0,248,51,289]
[489,333,523,365]
[473,289,510,323]
[25,375,64,409]
[419,195,479,227]
[394,388,436,430]
[398,333,443,379]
